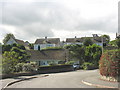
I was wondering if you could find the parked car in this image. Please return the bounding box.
[73,64,80,70]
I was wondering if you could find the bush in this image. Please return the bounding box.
[47,61,58,66]
[2,51,19,74]
[83,38,93,46]
[41,47,63,51]
[116,38,120,48]
[38,64,72,71]
[82,62,95,70]
[65,61,76,65]
[99,49,120,78]
[15,63,24,72]
[15,62,38,73]
[49,63,57,66]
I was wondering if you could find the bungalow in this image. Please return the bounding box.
[26,49,66,66]
[65,36,83,45]
[34,37,60,50]
[65,34,106,47]
[5,36,30,50]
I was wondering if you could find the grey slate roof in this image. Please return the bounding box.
[35,38,60,44]
[26,49,66,61]
[66,37,106,43]
[66,38,84,43]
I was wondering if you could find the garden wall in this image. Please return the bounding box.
[1,64,73,79]
[38,64,74,74]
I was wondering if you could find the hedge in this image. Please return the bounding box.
[99,49,120,78]
[82,62,97,70]
[37,64,74,73]
[38,64,72,70]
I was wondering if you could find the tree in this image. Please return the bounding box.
[83,38,93,46]
[2,46,30,74]
[85,44,102,66]
[2,44,26,53]
[10,47,30,63]
[2,45,12,53]
[17,44,26,50]
[109,40,117,46]
[3,33,15,44]
[29,44,34,49]
[101,34,110,44]
[66,44,85,65]
[2,51,19,74]
[116,38,120,48]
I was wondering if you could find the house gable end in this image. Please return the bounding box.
[6,37,17,45]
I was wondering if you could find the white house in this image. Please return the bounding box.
[65,35,106,47]
[65,36,83,46]
[34,37,60,50]
[5,37,30,50]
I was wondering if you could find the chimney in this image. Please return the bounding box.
[45,36,47,42]
[93,34,99,37]
[74,36,77,42]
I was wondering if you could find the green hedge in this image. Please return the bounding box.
[82,62,97,70]
[38,64,72,70]
[99,49,120,78]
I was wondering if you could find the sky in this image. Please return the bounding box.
[0,0,119,43]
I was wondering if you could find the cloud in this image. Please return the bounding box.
[0,0,118,43]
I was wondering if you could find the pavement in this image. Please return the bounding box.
[0,70,119,89]
[82,74,119,88]
[0,74,48,89]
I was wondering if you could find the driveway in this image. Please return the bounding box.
[7,69,99,88]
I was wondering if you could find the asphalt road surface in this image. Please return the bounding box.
[7,69,99,88]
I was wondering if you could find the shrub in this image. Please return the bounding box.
[82,62,95,70]
[22,63,34,72]
[49,63,57,66]
[116,38,120,48]
[99,49,120,78]
[2,51,19,74]
[38,64,72,71]
[15,62,38,73]
[41,47,63,51]
[83,38,93,46]
[15,63,24,72]
[65,61,76,65]
[48,61,57,66]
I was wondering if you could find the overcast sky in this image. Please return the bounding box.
[0,0,119,43]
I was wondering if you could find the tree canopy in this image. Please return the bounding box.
[101,34,110,44]
[83,38,93,46]
[3,33,15,44]
[65,44,102,67]
[116,38,120,48]
[2,44,30,74]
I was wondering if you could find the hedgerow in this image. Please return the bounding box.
[99,49,120,78]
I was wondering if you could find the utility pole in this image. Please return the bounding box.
[101,36,103,54]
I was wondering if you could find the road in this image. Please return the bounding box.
[7,69,99,88]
